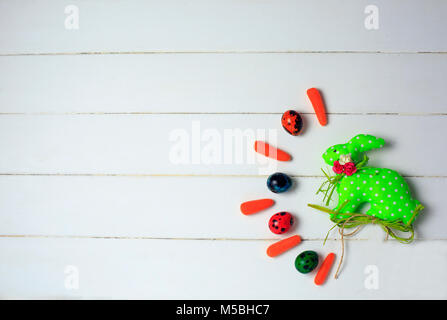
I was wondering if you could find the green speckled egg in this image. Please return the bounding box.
[295,250,319,274]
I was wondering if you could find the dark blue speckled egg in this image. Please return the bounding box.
[267,172,292,193]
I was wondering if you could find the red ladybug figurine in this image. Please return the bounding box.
[281,110,303,136]
[269,212,294,234]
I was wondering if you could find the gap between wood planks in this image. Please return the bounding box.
[0,234,445,241]
[0,234,357,241]
[1,50,447,57]
[0,173,444,178]
[0,112,446,116]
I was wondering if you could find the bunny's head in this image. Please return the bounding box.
[322,134,385,166]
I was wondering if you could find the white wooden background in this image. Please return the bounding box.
[0,0,446,299]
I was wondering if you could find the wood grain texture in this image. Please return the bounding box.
[1,0,446,54]
[1,53,446,114]
[0,175,442,239]
[0,114,445,176]
[1,237,446,299]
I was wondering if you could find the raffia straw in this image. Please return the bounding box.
[307,203,419,279]
[334,214,367,279]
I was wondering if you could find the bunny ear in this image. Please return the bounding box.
[347,134,385,154]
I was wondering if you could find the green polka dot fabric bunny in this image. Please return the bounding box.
[309,134,424,243]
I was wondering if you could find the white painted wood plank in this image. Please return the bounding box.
[0,175,441,239]
[0,114,445,176]
[0,238,445,299]
[1,0,446,54]
[1,53,446,114]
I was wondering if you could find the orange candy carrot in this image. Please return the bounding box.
[254,141,291,161]
[240,199,274,215]
[314,253,335,285]
[266,235,301,257]
[307,88,327,126]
